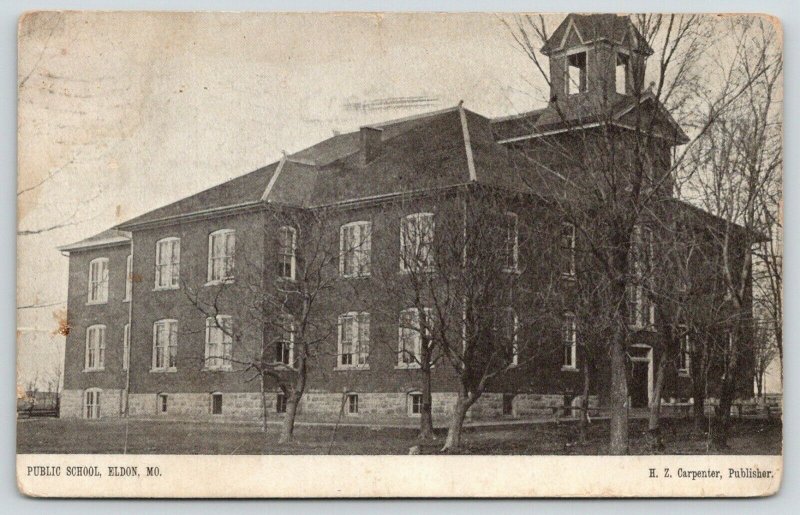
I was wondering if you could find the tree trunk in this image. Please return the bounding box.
[647,349,668,451]
[279,393,300,444]
[441,391,473,452]
[711,375,735,450]
[419,365,435,440]
[609,328,629,455]
[755,371,764,398]
[259,373,269,433]
[578,362,591,444]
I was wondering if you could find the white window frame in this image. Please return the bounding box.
[84,324,106,371]
[561,223,576,277]
[83,388,102,419]
[408,391,423,417]
[122,323,130,371]
[627,283,643,328]
[207,229,236,283]
[277,226,297,281]
[400,212,435,273]
[152,319,178,372]
[87,257,109,304]
[340,221,372,277]
[124,254,133,301]
[346,393,359,415]
[155,237,180,290]
[397,307,432,369]
[205,315,233,371]
[337,312,369,369]
[503,212,520,273]
[562,312,578,370]
[276,315,295,368]
[678,325,691,375]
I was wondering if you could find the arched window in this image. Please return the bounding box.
[87,257,109,304]
[152,319,178,371]
[84,388,102,419]
[208,229,235,282]
[340,221,371,277]
[205,316,232,370]
[84,325,106,370]
[400,213,434,272]
[277,226,297,280]
[155,237,180,289]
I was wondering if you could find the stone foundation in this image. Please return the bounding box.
[60,389,125,419]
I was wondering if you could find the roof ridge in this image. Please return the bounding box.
[364,104,461,129]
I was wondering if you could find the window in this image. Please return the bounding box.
[497,307,519,366]
[208,229,235,282]
[124,254,132,301]
[211,393,223,415]
[157,393,168,414]
[338,312,370,368]
[563,313,577,369]
[678,326,691,374]
[502,393,515,416]
[155,238,180,289]
[408,392,422,417]
[152,319,178,371]
[616,52,629,94]
[400,213,435,272]
[502,212,519,272]
[642,226,654,279]
[277,226,296,280]
[346,393,359,415]
[84,325,106,370]
[276,392,287,413]
[122,323,130,372]
[561,223,576,277]
[275,315,295,367]
[340,221,372,277]
[88,258,109,304]
[565,51,587,95]
[398,307,432,368]
[205,316,233,370]
[84,389,101,419]
[626,283,643,327]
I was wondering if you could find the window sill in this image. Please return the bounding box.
[502,267,521,275]
[395,364,421,370]
[341,273,371,279]
[561,273,577,281]
[204,279,234,287]
[86,300,108,306]
[276,276,296,282]
[153,285,180,292]
[203,367,232,372]
[561,366,579,373]
[334,365,369,371]
[150,368,177,373]
[82,368,105,373]
[123,298,131,303]
[677,370,691,378]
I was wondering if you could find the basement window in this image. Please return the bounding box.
[616,52,629,94]
[408,392,422,417]
[565,52,587,95]
[276,392,287,413]
[158,393,168,414]
[211,393,223,415]
[346,393,359,415]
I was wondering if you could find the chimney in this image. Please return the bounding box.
[360,126,383,165]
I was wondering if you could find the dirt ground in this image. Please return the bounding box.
[17,416,781,455]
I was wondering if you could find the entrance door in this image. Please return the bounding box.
[630,361,649,408]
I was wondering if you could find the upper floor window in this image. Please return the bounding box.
[398,307,432,368]
[340,221,371,277]
[152,319,178,371]
[562,312,577,370]
[338,312,369,368]
[124,254,132,301]
[565,51,587,95]
[502,212,519,272]
[678,325,691,375]
[84,324,106,371]
[561,223,576,277]
[205,315,233,370]
[277,226,296,280]
[155,237,180,289]
[276,315,295,367]
[616,52,629,94]
[87,258,109,304]
[208,229,235,283]
[626,283,643,328]
[122,323,130,371]
[400,213,435,272]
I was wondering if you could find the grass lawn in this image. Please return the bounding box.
[17,416,781,455]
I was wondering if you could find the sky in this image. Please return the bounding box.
[16,11,782,394]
